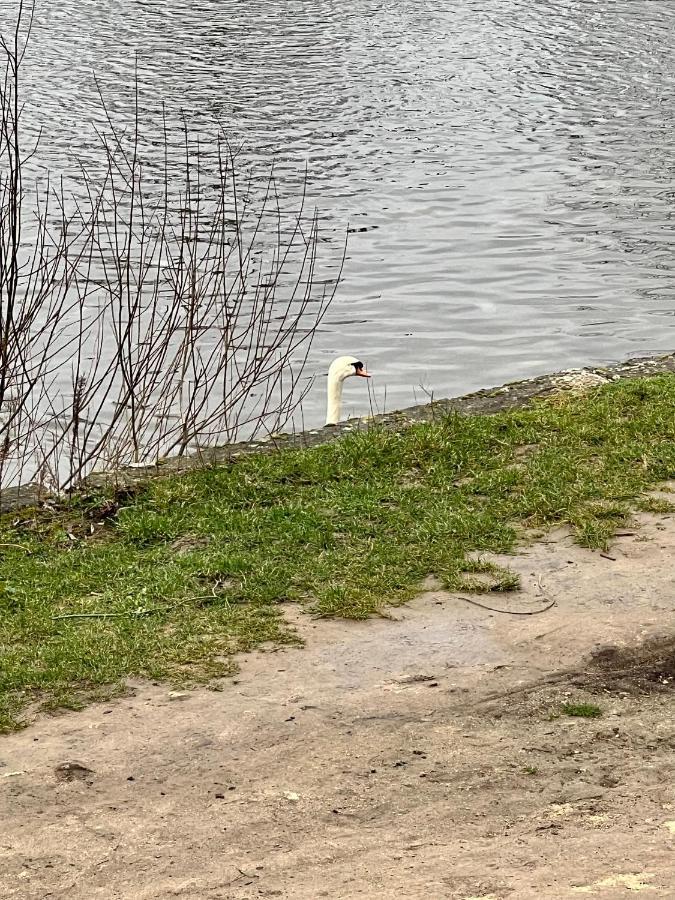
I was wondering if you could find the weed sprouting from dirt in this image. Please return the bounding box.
[561,702,603,719]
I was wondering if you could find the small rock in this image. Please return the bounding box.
[393,674,436,685]
[283,791,300,802]
[168,691,190,701]
[600,774,621,788]
[55,761,95,783]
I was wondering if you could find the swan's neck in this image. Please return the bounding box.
[326,374,344,426]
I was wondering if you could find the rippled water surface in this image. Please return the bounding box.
[15,0,675,422]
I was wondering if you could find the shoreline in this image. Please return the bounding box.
[3,351,675,512]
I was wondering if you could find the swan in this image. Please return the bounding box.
[325,355,371,426]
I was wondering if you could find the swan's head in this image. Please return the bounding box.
[325,355,371,426]
[328,355,371,383]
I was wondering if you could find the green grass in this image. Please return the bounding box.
[635,495,675,514]
[560,702,604,719]
[1,374,675,731]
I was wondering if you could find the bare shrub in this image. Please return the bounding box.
[1,2,341,502]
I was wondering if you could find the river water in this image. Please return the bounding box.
[12,0,675,425]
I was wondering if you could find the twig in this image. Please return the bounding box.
[51,611,133,621]
[455,595,556,616]
[51,588,224,622]
[0,541,30,552]
[224,867,259,887]
[465,672,575,706]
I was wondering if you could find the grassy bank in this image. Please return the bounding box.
[1,375,675,731]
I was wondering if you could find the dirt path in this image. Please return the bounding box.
[2,512,674,899]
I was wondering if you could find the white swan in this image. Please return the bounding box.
[325,355,371,426]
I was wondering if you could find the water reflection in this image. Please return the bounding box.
[14,0,675,423]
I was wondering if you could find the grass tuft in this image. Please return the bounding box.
[561,702,603,719]
[635,496,675,514]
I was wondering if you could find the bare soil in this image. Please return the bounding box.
[1,512,674,899]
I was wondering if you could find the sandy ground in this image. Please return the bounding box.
[1,510,674,899]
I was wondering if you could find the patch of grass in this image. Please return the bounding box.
[2,374,675,730]
[635,495,675,514]
[522,765,539,775]
[457,558,521,592]
[560,702,603,719]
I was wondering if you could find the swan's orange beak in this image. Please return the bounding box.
[355,366,371,378]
